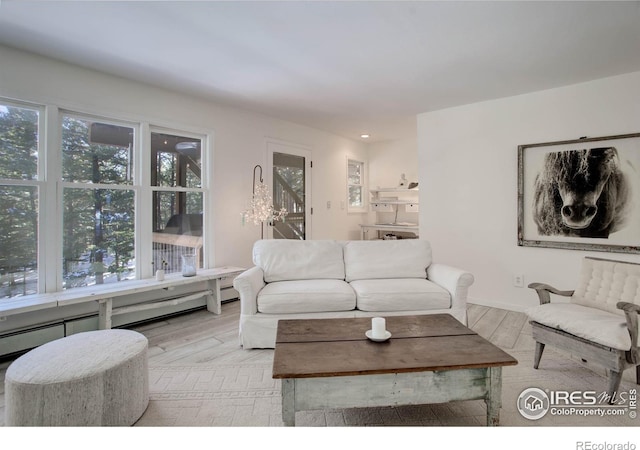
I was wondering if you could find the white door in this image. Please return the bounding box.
[266,140,312,240]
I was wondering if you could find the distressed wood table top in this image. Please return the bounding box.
[272,314,518,379]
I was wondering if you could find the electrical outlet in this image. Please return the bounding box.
[513,274,524,288]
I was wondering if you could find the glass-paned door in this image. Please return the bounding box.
[268,141,311,240]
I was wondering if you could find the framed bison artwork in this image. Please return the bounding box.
[518,132,640,254]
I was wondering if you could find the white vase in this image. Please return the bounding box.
[155,269,165,281]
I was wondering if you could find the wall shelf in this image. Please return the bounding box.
[370,187,419,208]
[370,188,419,193]
[362,187,419,239]
[371,200,417,205]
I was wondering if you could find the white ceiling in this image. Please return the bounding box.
[1,1,639,142]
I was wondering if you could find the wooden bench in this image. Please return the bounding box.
[526,257,640,401]
[0,266,244,329]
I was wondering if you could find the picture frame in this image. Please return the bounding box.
[517,132,640,254]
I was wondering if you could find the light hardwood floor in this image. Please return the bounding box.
[135,301,531,367]
[1,300,639,427]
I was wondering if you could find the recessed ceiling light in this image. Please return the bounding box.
[360,134,370,139]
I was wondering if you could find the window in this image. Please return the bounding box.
[0,97,211,299]
[347,158,366,212]
[151,130,204,274]
[61,113,136,288]
[0,101,41,298]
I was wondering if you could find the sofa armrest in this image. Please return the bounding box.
[617,302,640,363]
[527,282,574,305]
[233,266,265,316]
[427,263,474,311]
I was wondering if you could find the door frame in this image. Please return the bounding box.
[265,138,312,240]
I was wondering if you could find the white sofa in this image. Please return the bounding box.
[233,239,474,349]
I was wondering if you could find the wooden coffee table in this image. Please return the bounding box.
[272,314,517,426]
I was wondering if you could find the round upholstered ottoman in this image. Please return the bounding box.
[5,329,149,426]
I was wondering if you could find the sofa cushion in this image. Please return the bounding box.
[526,303,631,350]
[351,278,450,312]
[257,279,356,314]
[343,240,432,282]
[253,239,345,282]
[571,257,640,316]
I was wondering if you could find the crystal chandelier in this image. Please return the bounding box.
[242,165,287,237]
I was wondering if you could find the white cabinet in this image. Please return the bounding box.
[361,188,419,239]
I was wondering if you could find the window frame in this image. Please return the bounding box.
[346,157,367,213]
[58,110,139,291]
[0,96,214,298]
[0,99,46,295]
[149,126,208,275]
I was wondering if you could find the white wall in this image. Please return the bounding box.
[417,71,640,312]
[366,137,419,226]
[0,45,368,269]
[368,136,418,188]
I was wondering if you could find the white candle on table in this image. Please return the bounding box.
[372,317,386,338]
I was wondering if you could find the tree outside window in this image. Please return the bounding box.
[0,99,210,299]
[61,115,136,289]
[0,103,39,298]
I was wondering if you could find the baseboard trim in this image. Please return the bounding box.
[467,297,529,313]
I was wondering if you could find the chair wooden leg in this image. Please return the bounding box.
[607,370,623,404]
[533,342,545,369]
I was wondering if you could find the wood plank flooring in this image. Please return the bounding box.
[134,302,530,367]
[131,300,274,366]
[1,300,639,428]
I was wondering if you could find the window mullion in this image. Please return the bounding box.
[43,105,62,293]
[203,135,213,269]
[138,122,152,279]
[149,186,204,193]
[60,181,139,191]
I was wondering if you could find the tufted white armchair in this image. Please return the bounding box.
[526,257,640,402]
